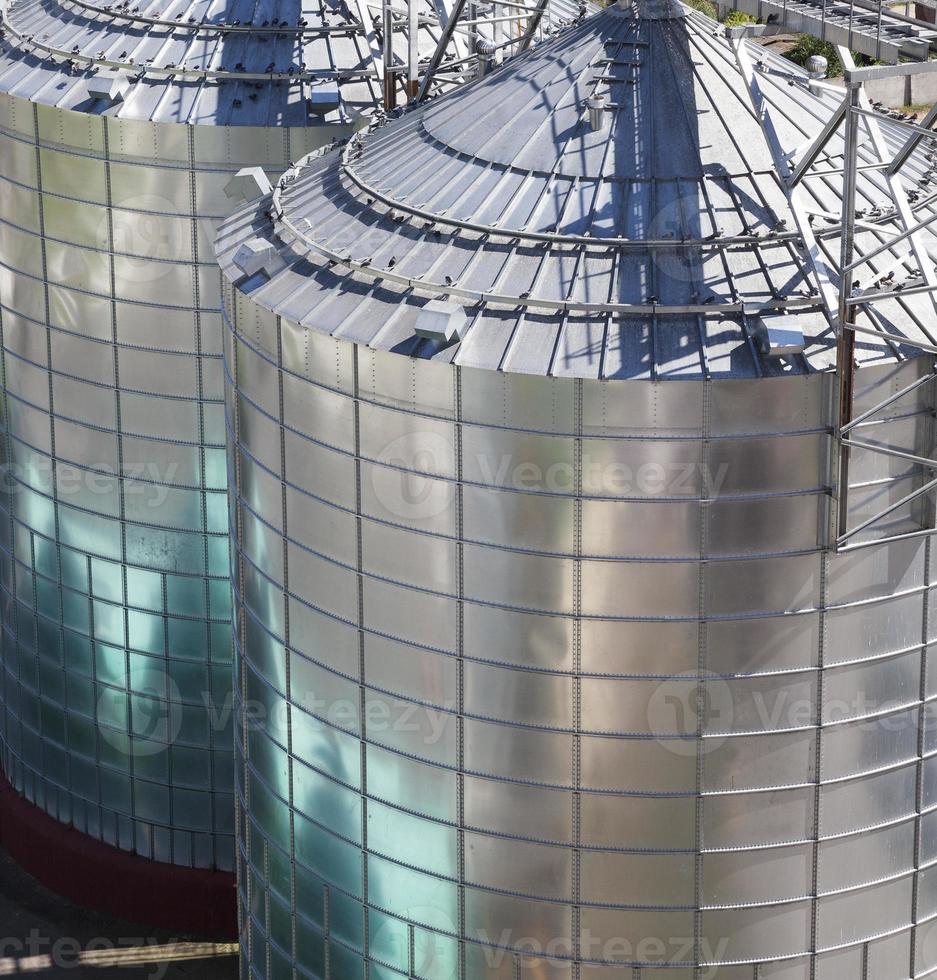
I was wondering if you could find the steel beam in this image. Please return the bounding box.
[416,0,470,100]
[841,206,937,274]
[837,473,937,544]
[835,82,862,540]
[789,95,849,188]
[840,369,937,433]
[838,45,937,348]
[887,102,937,177]
[732,38,842,326]
[516,0,552,52]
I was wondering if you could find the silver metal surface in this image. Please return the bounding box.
[0,0,588,121]
[220,3,937,974]
[216,2,937,381]
[224,281,937,977]
[0,0,580,872]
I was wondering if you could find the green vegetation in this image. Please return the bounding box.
[680,0,762,26]
[682,0,718,16]
[722,7,756,23]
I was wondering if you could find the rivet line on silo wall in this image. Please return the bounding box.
[274,313,299,976]
[190,121,219,868]
[324,882,332,980]
[233,293,253,972]
[912,534,933,978]
[455,364,467,980]
[572,375,583,980]
[809,536,831,980]
[0,298,14,789]
[107,110,146,857]
[32,98,56,812]
[694,379,713,979]
[352,342,371,977]
[264,838,272,979]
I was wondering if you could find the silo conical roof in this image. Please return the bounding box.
[0,0,587,124]
[217,0,937,378]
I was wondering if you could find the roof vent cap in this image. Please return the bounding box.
[233,238,281,278]
[476,38,497,77]
[87,69,131,105]
[806,55,828,79]
[224,167,274,203]
[308,84,341,115]
[586,93,607,132]
[415,301,470,345]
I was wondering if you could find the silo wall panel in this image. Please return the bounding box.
[224,286,937,976]
[0,95,337,869]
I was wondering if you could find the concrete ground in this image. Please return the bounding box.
[0,845,239,978]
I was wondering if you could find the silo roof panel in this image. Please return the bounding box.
[217,1,937,378]
[0,0,591,124]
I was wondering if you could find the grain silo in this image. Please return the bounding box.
[217,0,937,973]
[0,0,584,930]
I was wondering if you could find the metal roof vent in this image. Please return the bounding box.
[308,84,341,115]
[806,54,828,79]
[415,301,469,345]
[233,238,281,279]
[753,312,807,357]
[476,38,497,78]
[224,167,273,203]
[87,69,131,105]
[587,93,607,132]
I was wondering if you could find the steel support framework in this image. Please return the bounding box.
[833,54,937,550]
[366,0,563,107]
[415,0,556,101]
[732,29,937,550]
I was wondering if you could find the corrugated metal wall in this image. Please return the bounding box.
[0,94,335,870]
[224,276,937,977]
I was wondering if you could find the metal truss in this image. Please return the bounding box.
[732,29,937,550]
[376,0,562,107]
[833,53,937,551]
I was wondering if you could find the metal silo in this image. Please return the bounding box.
[0,0,585,921]
[218,0,937,975]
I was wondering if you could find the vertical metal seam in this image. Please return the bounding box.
[810,518,830,979]
[573,376,582,979]
[31,99,54,814]
[694,379,711,979]
[274,312,298,977]
[189,121,216,871]
[353,342,370,976]
[264,837,272,980]
[455,363,466,980]
[913,534,932,977]
[230,280,252,972]
[0,278,22,797]
[324,882,332,980]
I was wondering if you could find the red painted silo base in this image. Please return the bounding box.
[0,772,237,939]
